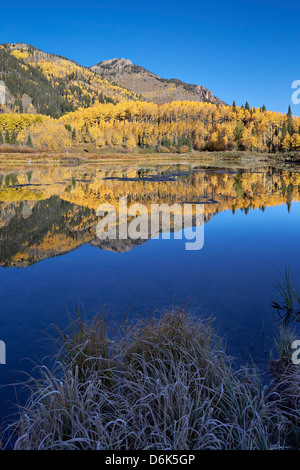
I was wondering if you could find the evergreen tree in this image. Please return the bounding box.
[233,121,245,149]
[26,133,33,148]
[232,100,236,112]
[185,134,192,150]
[141,129,147,147]
[15,99,23,113]
[0,47,74,118]
[10,130,17,145]
[177,134,183,149]
[5,129,10,144]
[282,121,287,139]
[287,105,294,135]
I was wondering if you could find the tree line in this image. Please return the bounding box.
[0,100,300,153]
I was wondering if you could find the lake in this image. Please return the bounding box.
[1,157,300,418]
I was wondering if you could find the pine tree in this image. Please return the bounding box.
[232,100,236,112]
[5,130,10,144]
[287,105,294,135]
[10,130,17,145]
[282,121,287,139]
[177,134,183,149]
[26,133,33,148]
[141,129,146,147]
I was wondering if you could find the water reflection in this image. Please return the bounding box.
[0,163,299,267]
[1,160,300,418]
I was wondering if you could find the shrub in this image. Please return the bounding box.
[178,145,190,154]
[156,145,170,153]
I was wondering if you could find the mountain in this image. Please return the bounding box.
[0,43,224,118]
[91,58,224,105]
[0,44,74,117]
[0,196,212,268]
[0,197,144,267]
[0,164,295,268]
[0,43,141,117]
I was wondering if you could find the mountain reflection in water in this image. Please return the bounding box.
[0,163,299,267]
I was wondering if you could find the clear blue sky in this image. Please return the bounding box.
[1,0,300,115]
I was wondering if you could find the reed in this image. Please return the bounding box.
[3,307,297,450]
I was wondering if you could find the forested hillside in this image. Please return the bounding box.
[0,43,299,154]
[0,100,299,153]
[0,43,141,118]
[0,45,75,117]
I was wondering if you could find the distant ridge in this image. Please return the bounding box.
[0,43,224,117]
[92,57,224,105]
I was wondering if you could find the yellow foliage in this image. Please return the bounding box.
[1,99,300,154]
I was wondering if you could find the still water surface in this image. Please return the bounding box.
[1,159,300,416]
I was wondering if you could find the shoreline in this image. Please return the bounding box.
[0,149,299,171]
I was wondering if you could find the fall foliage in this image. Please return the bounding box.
[0,100,300,153]
[0,164,299,266]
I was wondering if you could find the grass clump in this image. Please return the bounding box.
[272,268,300,325]
[3,308,295,450]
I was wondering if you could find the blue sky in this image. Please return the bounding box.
[1,0,300,114]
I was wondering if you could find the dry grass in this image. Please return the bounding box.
[3,308,298,450]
